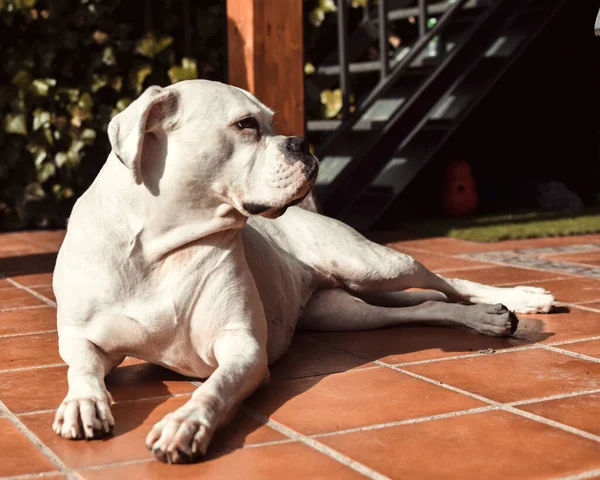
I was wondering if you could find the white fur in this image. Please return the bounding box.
[52,80,555,464]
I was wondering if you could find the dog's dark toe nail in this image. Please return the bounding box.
[509,311,519,335]
[176,447,194,464]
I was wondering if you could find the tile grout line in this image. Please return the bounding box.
[565,303,600,314]
[70,458,154,474]
[390,345,539,367]
[550,335,600,346]
[309,406,499,439]
[0,399,79,479]
[456,257,585,279]
[0,329,57,339]
[0,363,65,374]
[242,407,391,480]
[381,362,499,405]
[2,277,57,308]
[0,472,65,480]
[539,344,600,364]
[432,265,498,274]
[502,405,600,443]
[508,388,600,407]
[0,283,52,292]
[557,468,600,480]
[0,305,51,313]
[493,276,569,287]
[72,436,298,475]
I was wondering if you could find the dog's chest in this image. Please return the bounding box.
[242,226,315,363]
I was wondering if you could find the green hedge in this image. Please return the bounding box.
[0,0,224,230]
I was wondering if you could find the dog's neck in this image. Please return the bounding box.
[92,155,248,261]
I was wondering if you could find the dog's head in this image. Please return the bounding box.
[107,80,318,219]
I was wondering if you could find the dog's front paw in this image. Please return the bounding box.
[53,392,114,439]
[145,405,215,464]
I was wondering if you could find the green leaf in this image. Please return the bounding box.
[51,184,73,200]
[13,0,36,9]
[167,57,197,84]
[91,73,108,93]
[12,70,32,89]
[66,139,85,167]
[130,65,152,94]
[111,76,123,92]
[5,114,28,135]
[54,152,68,168]
[309,8,325,27]
[135,32,173,59]
[25,182,45,200]
[37,162,56,183]
[116,97,132,113]
[81,128,96,145]
[102,46,116,66]
[78,92,93,111]
[320,89,343,119]
[26,143,47,166]
[42,126,54,145]
[319,0,337,13]
[31,78,56,96]
[32,108,50,130]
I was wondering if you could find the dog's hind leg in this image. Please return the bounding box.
[287,210,554,314]
[53,336,123,439]
[298,288,518,336]
[358,290,449,307]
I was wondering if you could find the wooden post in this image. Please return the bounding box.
[227,0,320,212]
[227,0,305,137]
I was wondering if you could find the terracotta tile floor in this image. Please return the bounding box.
[1,229,600,479]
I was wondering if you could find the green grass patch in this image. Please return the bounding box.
[399,208,600,242]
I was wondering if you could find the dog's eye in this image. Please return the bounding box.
[236,117,260,131]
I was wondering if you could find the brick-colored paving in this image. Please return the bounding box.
[1,230,600,479]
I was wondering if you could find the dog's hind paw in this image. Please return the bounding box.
[53,393,114,440]
[146,403,214,464]
[503,288,555,314]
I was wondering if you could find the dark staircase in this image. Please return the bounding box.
[306,0,568,231]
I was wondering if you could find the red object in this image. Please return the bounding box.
[442,159,479,217]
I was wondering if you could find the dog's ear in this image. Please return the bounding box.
[107,85,180,184]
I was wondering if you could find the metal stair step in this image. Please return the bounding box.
[337,128,448,229]
[307,77,426,132]
[387,0,485,22]
[307,119,385,132]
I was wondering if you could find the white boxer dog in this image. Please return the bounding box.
[52,80,555,464]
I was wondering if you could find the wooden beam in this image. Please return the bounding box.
[226,0,305,137]
[227,0,321,213]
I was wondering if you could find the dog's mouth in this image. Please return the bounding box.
[242,188,313,219]
[241,159,318,219]
[303,157,319,183]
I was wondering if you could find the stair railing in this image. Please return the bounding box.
[320,0,470,157]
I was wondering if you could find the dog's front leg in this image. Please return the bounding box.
[145,332,268,464]
[53,336,123,439]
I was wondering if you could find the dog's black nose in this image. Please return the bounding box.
[285,136,308,154]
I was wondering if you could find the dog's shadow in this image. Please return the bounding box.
[104,309,556,462]
[205,311,556,460]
